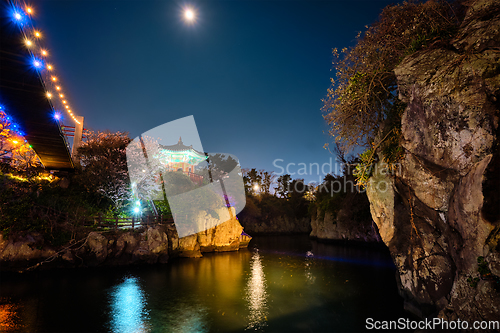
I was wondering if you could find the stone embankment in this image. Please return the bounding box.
[0,209,251,271]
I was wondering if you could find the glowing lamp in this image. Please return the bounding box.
[12,140,18,144]
[33,59,42,68]
[136,200,141,206]
[62,100,67,104]
[25,39,32,47]
[54,113,61,120]
[56,86,61,91]
[59,94,64,98]
[51,76,57,81]
[41,50,47,56]
[47,64,53,70]
[14,12,22,20]
[133,207,140,213]
[46,92,52,98]
[26,7,32,14]
[34,31,41,38]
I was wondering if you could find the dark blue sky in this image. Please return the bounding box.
[36,0,399,184]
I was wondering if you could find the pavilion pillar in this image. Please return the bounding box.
[71,116,84,164]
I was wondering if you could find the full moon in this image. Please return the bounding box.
[184,9,194,21]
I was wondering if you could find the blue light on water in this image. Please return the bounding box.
[109,277,150,333]
[262,249,395,268]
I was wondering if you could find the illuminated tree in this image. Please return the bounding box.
[0,110,41,174]
[76,130,132,212]
[0,110,16,160]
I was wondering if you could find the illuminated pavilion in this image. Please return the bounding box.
[156,137,206,175]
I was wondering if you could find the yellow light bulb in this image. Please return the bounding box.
[25,39,32,47]
[65,105,69,109]
[46,92,52,98]
[26,7,32,14]
[47,65,53,70]
[56,86,61,91]
[12,140,19,144]
[34,31,41,38]
[51,76,57,82]
[41,49,47,56]
[59,94,64,98]
[62,100,67,104]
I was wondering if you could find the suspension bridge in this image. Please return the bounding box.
[0,0,85,170]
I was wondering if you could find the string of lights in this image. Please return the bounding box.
[9,1,82,125]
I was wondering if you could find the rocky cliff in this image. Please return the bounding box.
[367,0,500,323]
[309,176,382,243]
[0,208,249,271]
[238,215,311,234]
[310,208,381,243]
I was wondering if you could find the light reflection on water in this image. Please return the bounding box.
[162,302,209,333]
[0,300,20,332]
[109,276,150,333]
[245,250,268,330]
[0,235,409,332]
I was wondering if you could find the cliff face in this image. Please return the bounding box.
[239,215,311,234]
[310,207,381,243]
[309,175,381,242]
[367,0,500,322]
[0,208,248,270]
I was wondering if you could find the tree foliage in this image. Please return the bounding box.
[76,130,132,213]
[0,111,42,175]
[323,0,463,153]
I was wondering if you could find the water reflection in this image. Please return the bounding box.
[109,276,150,333]
[163,302,208,333]
[304,253,316,285]
[0,300,19,332]
[245,250,268,330]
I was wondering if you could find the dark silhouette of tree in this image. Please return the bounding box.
[275,174,292,198]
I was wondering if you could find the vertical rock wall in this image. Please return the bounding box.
[367,0,500,322]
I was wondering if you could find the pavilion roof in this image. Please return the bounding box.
[159,137,204,155]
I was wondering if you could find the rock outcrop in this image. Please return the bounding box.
[239,215,311,234]
[310,208,381,243]
[367,0,500,323]
[0,211,249,270]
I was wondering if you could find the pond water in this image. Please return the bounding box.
[0,235,411,332]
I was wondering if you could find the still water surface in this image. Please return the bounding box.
[0,235,410,332]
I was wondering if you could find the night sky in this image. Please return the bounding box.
[35,0,400,184]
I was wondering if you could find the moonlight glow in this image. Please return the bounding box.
[183,7,195,23]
